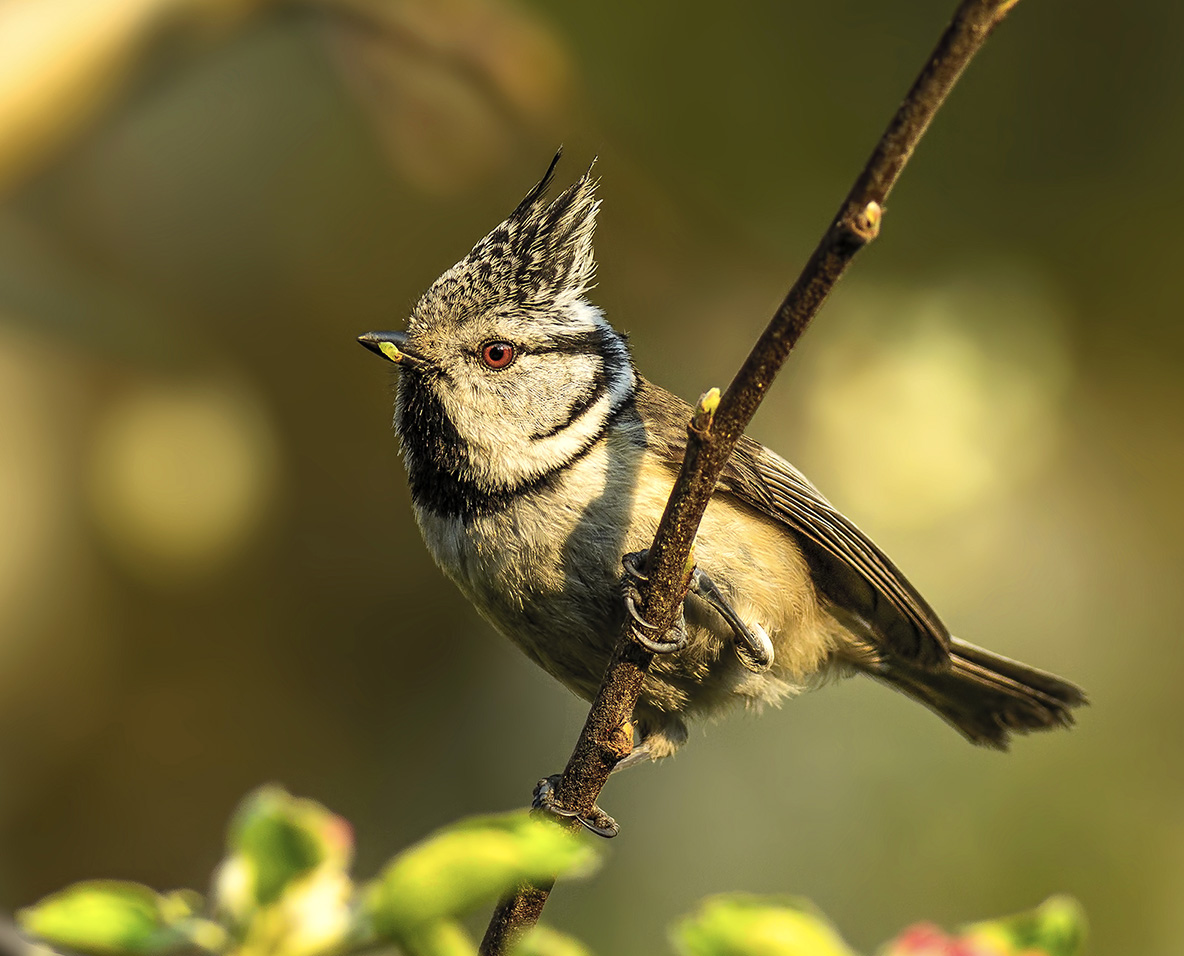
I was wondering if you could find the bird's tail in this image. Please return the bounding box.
[879,638,1087,750]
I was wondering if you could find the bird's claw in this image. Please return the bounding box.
[690,568,775,672]
[620,550,690,654]
[621,548,649,583]
[532,774,619,838]
[621,551,772,669]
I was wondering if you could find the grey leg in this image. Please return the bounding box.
[690,568,775,672]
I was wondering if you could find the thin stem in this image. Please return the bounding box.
[480,1,1022,952]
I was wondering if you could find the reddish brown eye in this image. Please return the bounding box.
[481,341,516,369]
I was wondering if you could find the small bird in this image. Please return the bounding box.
[360,154,1085,774]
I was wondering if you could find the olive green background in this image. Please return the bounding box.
[1,1,1181,953]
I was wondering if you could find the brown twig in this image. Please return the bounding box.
[480,1,1023,952]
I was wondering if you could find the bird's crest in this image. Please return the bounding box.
[411,150,601,328]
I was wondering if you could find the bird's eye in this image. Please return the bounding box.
[481,341,516,369]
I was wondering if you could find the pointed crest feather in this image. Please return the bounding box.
[509,147,564,223]
[412,151,602,329]
[505,152,600,306]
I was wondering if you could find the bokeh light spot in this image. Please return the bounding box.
[800,271,1074,530]
[86,375,280,586]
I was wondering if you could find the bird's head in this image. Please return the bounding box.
[359,152,636,500]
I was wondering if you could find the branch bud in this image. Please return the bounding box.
[691,388,721,436]
[850,200,882,242]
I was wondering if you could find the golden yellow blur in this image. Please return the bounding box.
[0,2,1181,956]
[0,0,273,198]
[0,328,75,641]
[800,275,1072,529]
[86,377,279,586]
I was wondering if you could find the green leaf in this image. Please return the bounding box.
[400,921,476,956]
[18,882,196,956]
[215,785,354,923]
[963,896,1086,956]
[363,812,597,938]
[512,924,594,956]
[671,895,857,956]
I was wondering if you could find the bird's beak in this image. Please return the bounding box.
[357,330,427,369]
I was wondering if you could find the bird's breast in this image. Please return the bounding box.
[411,428,843,707]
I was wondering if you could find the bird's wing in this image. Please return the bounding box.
[635,379,951,667]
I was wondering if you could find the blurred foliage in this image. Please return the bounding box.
[671,897,858,956]
[0,0,569,201]
[0,0,276,198]
[16,789,1083,956]
[18,883,218,956]
[511,926,591,956]
[364,813,595,936]
[0,0,1180,955]
[20,788,597,956]
[320,0,573,191]
[673,895,1085,956]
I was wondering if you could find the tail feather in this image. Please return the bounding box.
[879,638,1087,750]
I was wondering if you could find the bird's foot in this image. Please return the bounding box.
[689,568,774,672]
[621,548,650,584]
[532,774,619,838]
[620,550,690,654]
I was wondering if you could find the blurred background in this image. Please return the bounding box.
[1,0,1181,952]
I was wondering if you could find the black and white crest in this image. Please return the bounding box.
[411,151,601,330]
[392,151,636,515]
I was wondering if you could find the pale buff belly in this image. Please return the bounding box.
[414,442,849,751]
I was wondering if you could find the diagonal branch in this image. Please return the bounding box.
[481,0,1023,952]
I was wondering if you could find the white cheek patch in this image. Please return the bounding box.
[440,302,635,491]
[466,372,632,489]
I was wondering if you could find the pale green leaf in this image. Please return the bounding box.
[671,895,857,956]
[400,921,475,956]
[18,882,193,956]
[962,896,1086,956]
[215,785,354,924]
[512,924,593,956]
[364,813,597,938]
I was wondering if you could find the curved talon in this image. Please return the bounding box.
[621,549,689,653]
[532,775,619,838]
[631,622,690,654]
[621,549,650,582]
[624,591,661,631]
[733,622,775,673]
[532,775,576,816]
[576,806,619,838]
[624,582,690,651]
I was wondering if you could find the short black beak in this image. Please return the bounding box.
[357,330,426,369]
